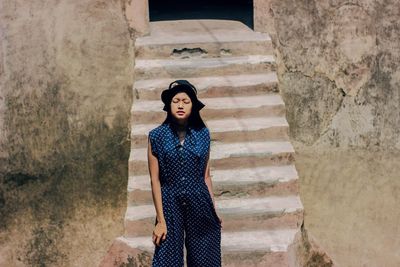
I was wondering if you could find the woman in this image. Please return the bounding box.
[147,80,222,267]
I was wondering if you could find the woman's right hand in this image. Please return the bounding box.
[152,221,167,246]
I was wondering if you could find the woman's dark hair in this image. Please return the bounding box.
[161,89,207,130]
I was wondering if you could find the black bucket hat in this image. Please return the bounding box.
[161,80,205,112]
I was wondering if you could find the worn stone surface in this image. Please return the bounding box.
[0,0,133,266]
[1,0,399,266]
[254,1,400,266]
[295,146,400,267]
[98,238,152,267]
[257,0,400,149]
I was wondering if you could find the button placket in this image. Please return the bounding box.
[178,144,186,182]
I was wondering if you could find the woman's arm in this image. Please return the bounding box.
[204,149,216,209]
[148,137,165,224]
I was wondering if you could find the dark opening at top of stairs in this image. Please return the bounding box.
[149,0,254,29]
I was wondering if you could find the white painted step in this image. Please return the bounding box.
[133,73,278,100]
[135,20,272,59]
[130,141,294,162]
[134,55,275,79]
[132,116,288,136]
[118,228,299,253]
[129,165,298,192]
[135,55,274,72]
[211,141,294,159]
[132,94,284,113]
[136,20,271,46]
[125,195,303,221]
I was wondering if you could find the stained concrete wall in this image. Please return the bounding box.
[256,0,400,149]
[0,0,133,266]
[255,0,400,266]
[1,0,399,266]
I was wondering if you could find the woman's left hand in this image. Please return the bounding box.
[216,214,223,229]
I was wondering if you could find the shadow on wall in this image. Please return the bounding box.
[0,80,131,266]
[0,0,134,265]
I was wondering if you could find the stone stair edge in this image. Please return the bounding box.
[117,228,300,253]
[133,72,278,89]
[129,164,298,182]
[128,166,298,193]
[135,19,272,46]
[134,54,275,67]
[135,37,272,47]
[130,116,288,136]
[130,140,295,162]
[125,194,304,221]
[131,94,284,113]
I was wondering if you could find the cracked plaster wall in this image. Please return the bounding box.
[0,1,134,266]
[256,0,400,149]
[255,1,400,266]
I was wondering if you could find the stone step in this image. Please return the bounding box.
[133,73,279,101]
[118,228,299,266]
[128,165,299,206]
[134,55,275,80]
[131,94,285,124]
[124,195,303,237]
[129,141,295,176]
[135,20,273,59]
[131,116,289,148]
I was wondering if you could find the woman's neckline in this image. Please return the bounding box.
[170,121,188,130]
[168,121,188,144]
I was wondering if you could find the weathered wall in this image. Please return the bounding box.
[1,0,399,266]
[296,147,400,267]
[256,0,400,149]
[0,0,133,266]
[255,0,400,266]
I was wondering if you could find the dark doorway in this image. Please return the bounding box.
[149,0,254,29]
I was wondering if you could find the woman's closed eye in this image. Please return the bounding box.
[173,99,191,104]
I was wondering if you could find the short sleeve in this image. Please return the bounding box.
[148,130,159,159]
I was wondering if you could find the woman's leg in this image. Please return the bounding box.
[184,188,221,267]
[152,192,185,267]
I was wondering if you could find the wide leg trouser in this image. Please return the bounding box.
[152,185,221,267]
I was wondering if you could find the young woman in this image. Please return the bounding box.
[147,80,222,267]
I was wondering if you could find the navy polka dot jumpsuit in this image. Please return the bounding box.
[148,122,222,267]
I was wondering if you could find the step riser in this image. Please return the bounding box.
[134,61,276,80]
[222,251,291,267]
[129,152,295,176]
[135,41,274,59]
[115,239,294,267]
[134,81,279,101]
[131,126,289,149]
[124,211,303,238]
[128,180,299,206]
[117,20,304,266]
[131,105,286,125]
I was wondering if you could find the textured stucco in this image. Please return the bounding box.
[295,147,400,266]
[1,0,399,266]
[257,0,400,149]
[255,1,400,266]
[0,0,133,266]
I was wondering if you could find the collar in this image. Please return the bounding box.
[166,122,200,157]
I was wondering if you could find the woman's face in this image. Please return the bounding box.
[170,92,192,123]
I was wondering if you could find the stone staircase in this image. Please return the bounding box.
[121,19,304,266]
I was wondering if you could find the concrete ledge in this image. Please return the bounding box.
[133,72,278,100]
[119,228,299,253]
[126,195,303,221]
[134,55,275,79]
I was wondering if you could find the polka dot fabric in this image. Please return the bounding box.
[148,122,221,267]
